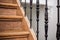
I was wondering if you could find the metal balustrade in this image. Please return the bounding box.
[20,0,60,40]
[56,0,60,40]
[24,0,27,16]
[36,0,39,40]
[45,0,48,40]
[30,0,33,28]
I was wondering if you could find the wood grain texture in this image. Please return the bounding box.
[0,0,36,40]
[0,31,29,37]
[0,8,17,15]
[0,21,23,32]
[0,0,17,4]
[0,15,23,19]
[0,38,27,40]
[0,3,17,9]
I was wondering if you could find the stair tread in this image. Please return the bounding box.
[0,2,18,9]
[0,31,29,36]
[0,15,23,19]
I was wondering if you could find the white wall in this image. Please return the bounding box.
[21,0,56,6]
[48,0,57,40]
[22,0,45,5]
[22,0,57,40]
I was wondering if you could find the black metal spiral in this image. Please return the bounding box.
[30,0,33,28]
[45,0,48,40]
[56,0,60,40]
[36,0,39,40]
[24,0,26,16]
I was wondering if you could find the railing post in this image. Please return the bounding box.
[30,0,33,28]
[56,0,60,40]
[45,0,48,40]
[36,0,39,40]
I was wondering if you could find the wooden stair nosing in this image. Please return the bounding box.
[0,15,23,21]
[0,15,23,19]
[0,3,18,9]
[0,31,29,38]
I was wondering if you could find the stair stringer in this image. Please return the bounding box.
[23,16,37,40]
[17,0,37,40]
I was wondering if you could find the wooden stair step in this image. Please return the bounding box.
[0,31,29,38]
[0,0,17,4]
[0,3,18,9]
[0,15,23,21]
[0,15,23,19]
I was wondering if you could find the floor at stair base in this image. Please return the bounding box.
[0,21,25,32]
[0,0,17,4]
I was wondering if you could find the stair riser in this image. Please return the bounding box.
[0,8,17,15]
[0,22,24,32]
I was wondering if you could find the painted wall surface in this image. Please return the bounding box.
[22,0,57,40]
[21,0,56,6]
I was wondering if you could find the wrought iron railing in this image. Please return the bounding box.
[45,0,48,40]
[36,0,39,40]
[20,0,48,40]
[24,0,27,16]
[56,0,60,40]
[30,0,33,28]
[20,0,60,40]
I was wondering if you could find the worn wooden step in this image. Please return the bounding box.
[0,15,23,21]
[0,3,18,9]
[0,31,29,38]
[0,0,17,4]
[0,8,17,15]
[0,15,23,19]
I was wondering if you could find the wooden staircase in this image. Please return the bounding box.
[0,0,36,40]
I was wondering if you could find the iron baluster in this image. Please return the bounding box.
[24,0,26,16]
[30,0,33,28]
[36,0,39,40]
[45,0,48,40]
[56,0,60,40]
